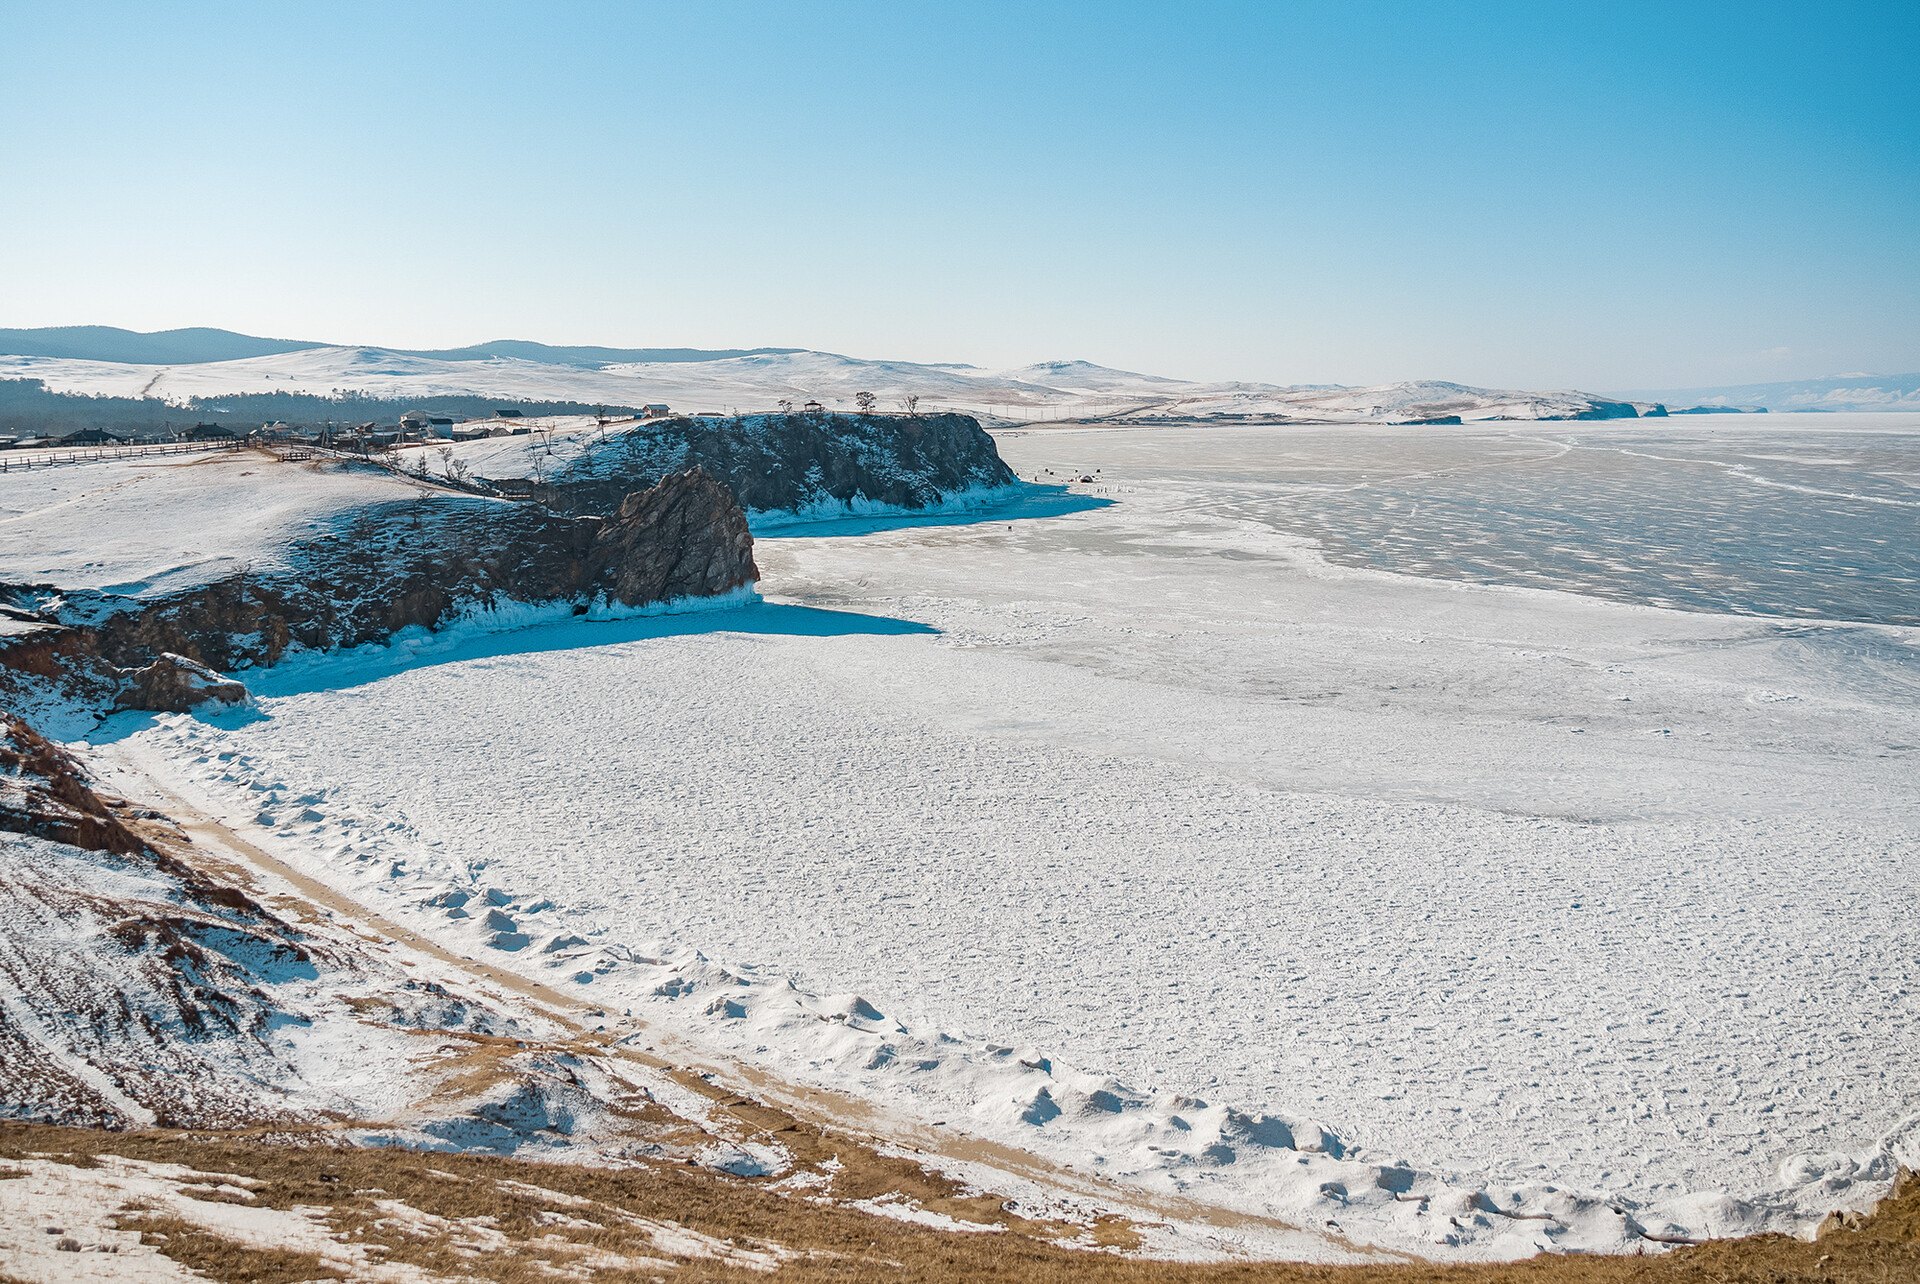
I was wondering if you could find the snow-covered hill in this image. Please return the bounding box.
[0,343,1663,425]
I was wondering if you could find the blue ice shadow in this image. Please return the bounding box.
[84,601,935,742]
[251,601,936,697]
[752,483,1113,539]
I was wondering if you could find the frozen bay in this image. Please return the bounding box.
[100,416,1920,1255]
[1157,415,1920,626]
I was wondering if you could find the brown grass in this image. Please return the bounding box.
[3,1122,1914,1283]
[115,1213,347,1282]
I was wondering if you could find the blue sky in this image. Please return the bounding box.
[3,1,1915,389]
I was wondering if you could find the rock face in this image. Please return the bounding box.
[520,412,1017,517]
[0,467,757,718]
[587,469,757,606]
[0,713,147,856]
[113,653,251,713]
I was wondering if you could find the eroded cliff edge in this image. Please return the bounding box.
[0,465,756,719]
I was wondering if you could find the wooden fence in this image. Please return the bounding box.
[0,440,242,473]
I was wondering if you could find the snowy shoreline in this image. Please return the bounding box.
[40,417,1920,1261]
[90,707,1920,1259]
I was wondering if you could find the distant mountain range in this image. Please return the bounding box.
[0,326,798,368]
[1613,373,1920,414]
[6,325,1906,424]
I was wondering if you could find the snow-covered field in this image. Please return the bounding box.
[0,450,448,606]
[0,345,1656,425]
[83,417,1920,1259]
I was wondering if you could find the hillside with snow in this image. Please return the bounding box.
[0,333,1666,426]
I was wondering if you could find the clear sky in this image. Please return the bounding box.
[3,1,1915,390]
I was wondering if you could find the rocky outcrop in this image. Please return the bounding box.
[1572,398,1653,420]
[0,713,147,856]
[514,412,1017,517]
[0,467,758,718]
[113,653,251,713]
[587,468,757,605]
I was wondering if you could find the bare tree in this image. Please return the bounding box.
[901,394,920,416]
[778,398,794,413]
[435,446,455,480]
[855,391,877,414]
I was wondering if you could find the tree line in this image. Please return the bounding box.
[0,378,644,437]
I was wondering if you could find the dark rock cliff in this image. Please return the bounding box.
[0,467,756,716]
[586,467,757,606]
[509,412,1017,517]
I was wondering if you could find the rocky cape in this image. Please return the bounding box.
[456,411,1019,517]
[0,466,756,720]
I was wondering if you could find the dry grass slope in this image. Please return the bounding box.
[0,1124,1912,1283]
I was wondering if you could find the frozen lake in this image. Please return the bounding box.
[102,416,1920,1257]
[1007,414,1920,626]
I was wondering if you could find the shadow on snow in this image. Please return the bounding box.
[83,484,1100,743]
[84,601,934,743]
[750,483,1113,540]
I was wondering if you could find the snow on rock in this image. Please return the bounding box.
[0,452,759,721]
[112,652,250,713]
[445,411,1020,519]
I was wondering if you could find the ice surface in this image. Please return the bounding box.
[1195,416,1920,626]
[92,420,1920,1258]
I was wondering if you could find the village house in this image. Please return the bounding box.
[399,410,458,439]
[61,428,127,446]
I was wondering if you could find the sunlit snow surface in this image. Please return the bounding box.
[99,416,1920,1257]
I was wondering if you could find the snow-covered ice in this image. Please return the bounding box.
[1208,418,1920,625]
[88,418,1920,1259]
